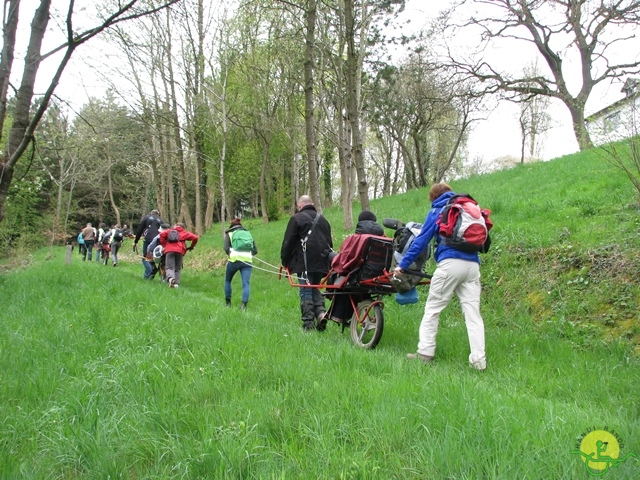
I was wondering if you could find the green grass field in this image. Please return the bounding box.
[1,150,639,478]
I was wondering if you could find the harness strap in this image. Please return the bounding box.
[301,212,321,279]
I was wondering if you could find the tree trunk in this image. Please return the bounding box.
[519,113,527,165]
[191,0,206,234]
[435,110,470,183]
[219,59,229,232]
[260,149,269,223]
[339,103,354,231]
[55,160,64,223]
[0,0,20,137]
[205,185,215,229]
[107,160,121,226]
[64,178,76,233]
[568,102,594,151]
[411,127,427,187]
[344,0,369,211]
[163,10,192,228]
[304,0,321,209]
[194,153,202,231]
[0,0,51,223]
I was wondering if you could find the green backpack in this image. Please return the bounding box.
[231,229,254,252]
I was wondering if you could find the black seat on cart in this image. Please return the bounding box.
[357,237,394,281]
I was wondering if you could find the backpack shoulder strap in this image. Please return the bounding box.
[300,211,321,278]
[302,212,321,245]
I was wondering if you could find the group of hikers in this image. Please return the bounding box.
[77,222,133,266]
[74,182,488,370]
[76,211,199,289]
[279,187,488,371]
[131,210,199,289]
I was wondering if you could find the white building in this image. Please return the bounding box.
[585,78,640,145]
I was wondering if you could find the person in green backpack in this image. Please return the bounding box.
[223,218,258,310]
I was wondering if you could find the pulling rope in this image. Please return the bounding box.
[230,257,307,285]
[252,255,281,271]
[244,256,291,278]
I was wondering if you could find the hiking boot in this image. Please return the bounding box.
[302,321,315,331]
[240,302,247,311]
[406,353,434,364]
[316,312,328,331]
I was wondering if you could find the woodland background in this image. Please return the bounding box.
[1,0,639,257]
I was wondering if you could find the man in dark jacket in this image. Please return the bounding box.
[281,195,333,331]
[133,209,163,279]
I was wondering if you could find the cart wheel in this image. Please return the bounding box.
[350,299,384,349]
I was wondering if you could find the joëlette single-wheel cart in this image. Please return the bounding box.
[281,218,431,349]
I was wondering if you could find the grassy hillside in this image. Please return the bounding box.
[1,150,639,478]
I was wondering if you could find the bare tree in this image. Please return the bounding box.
[344,0,369,211]
[209,23,231,232]
[368,48,481,190]
[444,0,640,151]
[36,102,85,234]
[303,0,322,209]
[517,92,551,163]
[513,61,551,163]
[0,0,180,224]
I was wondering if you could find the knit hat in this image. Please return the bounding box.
[230,218,242,227]
[358,210,377,222]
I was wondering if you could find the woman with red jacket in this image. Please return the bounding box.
[159,223,198,288]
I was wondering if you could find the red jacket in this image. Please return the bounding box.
[159,226,198,255]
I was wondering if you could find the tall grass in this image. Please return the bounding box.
[1,151,639,478]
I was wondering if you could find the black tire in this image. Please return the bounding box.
[350,299,384,349]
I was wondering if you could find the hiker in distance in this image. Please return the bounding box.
[394,183,488,371]
[159,222,198,288]
[133,209,163,280]
[94,223,106,263]
[108,224,124,267]
[280,195,333,331]
[77,229,86,258]
[99,227,113,265]
[81,223,96,261]
[146,223,170,282]
[223,218,258,311]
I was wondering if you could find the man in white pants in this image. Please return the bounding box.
[394,183,487,371]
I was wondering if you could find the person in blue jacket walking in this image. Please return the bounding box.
[394,183,486,371]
